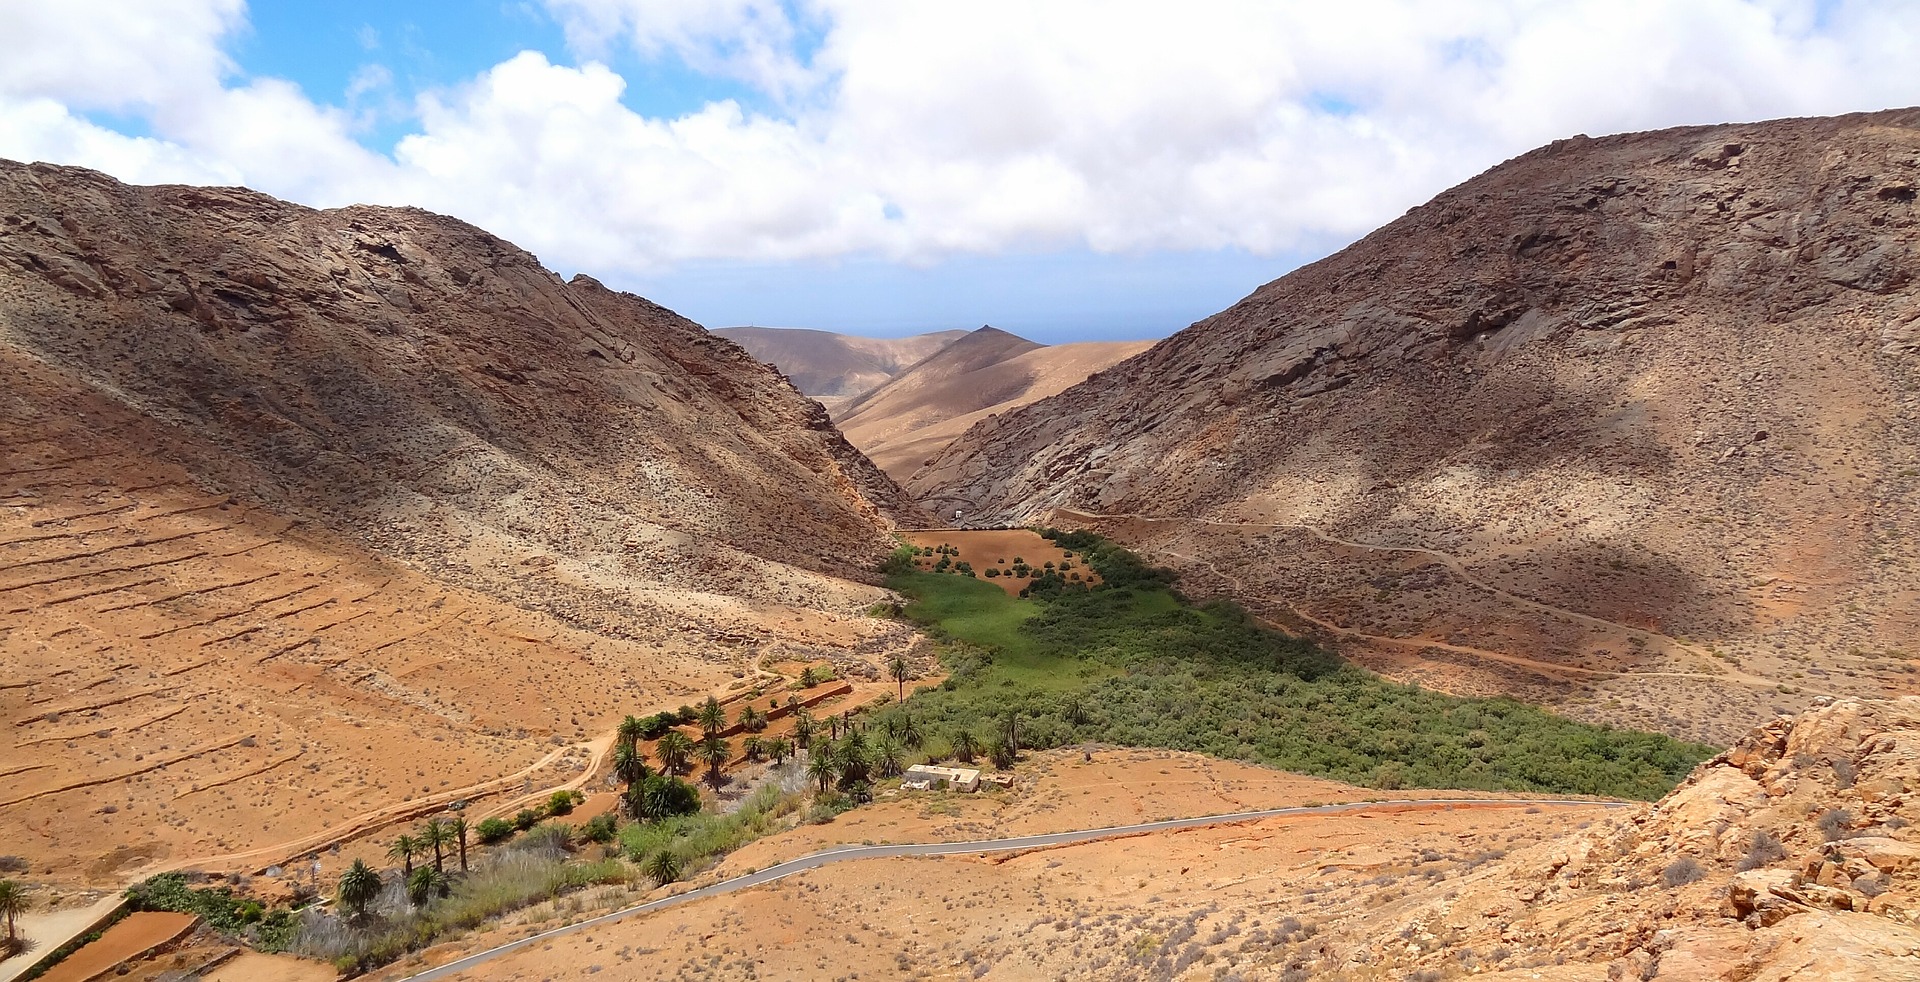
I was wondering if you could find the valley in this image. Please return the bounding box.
[4,105,1918,982]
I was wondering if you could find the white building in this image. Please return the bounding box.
[902,764,981,792]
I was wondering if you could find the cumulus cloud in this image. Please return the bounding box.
[1,0,1917,276]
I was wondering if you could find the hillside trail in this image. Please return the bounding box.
[1053,509,1816,695]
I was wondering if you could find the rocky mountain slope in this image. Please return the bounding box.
[918,109,1920,743]
[714,325,967,412]
[836,326,1152,484]
[0,160,919,885]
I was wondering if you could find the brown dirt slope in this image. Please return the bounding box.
[412,700,1920,981]
[838,326,1152,483]
[918,109,1920,743]
[0,161,922,889]
[713,325,968,410]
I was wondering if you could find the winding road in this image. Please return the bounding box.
[396,796,1625,981]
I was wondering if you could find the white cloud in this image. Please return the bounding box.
[2,0,1918,276]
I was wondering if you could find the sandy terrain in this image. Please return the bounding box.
[206,951,336,982]
[902,529,1095,595]
[836,328,1151,483]
[371,748,1606,981]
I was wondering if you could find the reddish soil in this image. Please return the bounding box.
[903,529,1096,595]
[36,912,197,982]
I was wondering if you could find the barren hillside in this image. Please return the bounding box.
[919,109,1920,743]
[835,326,1152,484]
[713,325,967,412]
[401,698,1920,982]
[0,161,920,886]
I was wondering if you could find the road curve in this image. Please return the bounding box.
[397,796,1627,981]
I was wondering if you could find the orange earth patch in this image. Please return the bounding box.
[902,528,1099,595]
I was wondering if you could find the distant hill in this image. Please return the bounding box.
[715,326,969,410]
[836,326,1153,484]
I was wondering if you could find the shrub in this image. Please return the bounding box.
[582,814,618,844]
[1736,831,1786,871]
[984,568,1000,578]
[475,818,514,844]
[1661,856,1706,888]
[1817,808,1855,841]
[512,809,542,831]
[547,790,576,816]
[880,544,920,576]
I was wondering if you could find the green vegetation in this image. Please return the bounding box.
[885,530,1715,800]
[618,782,803,881]
[0,878,25,954]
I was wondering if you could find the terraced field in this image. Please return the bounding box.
[0,373,909,892]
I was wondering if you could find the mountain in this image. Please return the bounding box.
[714,325,969,410]
[836,326,1154,485]
[916,109,1920,743]
[0,160,918,885]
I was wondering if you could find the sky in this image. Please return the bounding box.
[2,2,1918,342]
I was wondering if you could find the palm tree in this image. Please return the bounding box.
[407,866,448,907]
[735,704,762,733]
[874,738,905,778]
[698,733,731,790]
[656,730,694,775]
[889,653,910,701]
[768,737,792,765]
[612,743,650,790]
[337,860,380,920]
[617,714,646,750]
[449,816,470,873]
[900,713,924,749]
[952,729,980,764]
[643,850,682,884]
[990,737,1016,770]
[836,732,870,785]
[1062,697,1087,728]
[807,750,837,793]
[798,665,818,688]
[791,706,815,750]
[1002,712,1021,754]
[742,735,765,762]
[697,696,727,737]
[386,834,422,879]
[420,817,451,874]
[0,879,28,949]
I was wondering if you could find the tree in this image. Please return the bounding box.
[889,653,911,702]
[613,743,651,790]
[990,737,1016,770]
[0,879,28,949]
[874,738,905,778]
[387,834,421,880]
[617,714,647,750]
[807,750,837,793]
[791,706,815,750]
[698,733,732,790]
[768,737,793,765]
[952,729,980,764]
[643,850,682,884]
[900,713,924,749]
[798,665,818,688]
[739,703,769,733]
[697,696,727,737]
[449,816,470,873]
[420,817,452,874]
[1002,712,1021,754]
[407,866,448,907]
[656,730,694,775]
[742,735,765,762]
[337,860,380,920]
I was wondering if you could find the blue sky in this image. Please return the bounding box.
[4,1,1915,342]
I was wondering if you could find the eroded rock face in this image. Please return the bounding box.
[918,109,1920,742]
[0,160,915,629]
[1322,698,1920,980]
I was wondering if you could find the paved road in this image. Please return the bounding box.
[398,796,1626,981]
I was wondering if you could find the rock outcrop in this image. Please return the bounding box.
[917,109,1920,742]
[1322,697,1920,980]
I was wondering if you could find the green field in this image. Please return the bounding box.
[881,532,1716,801]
